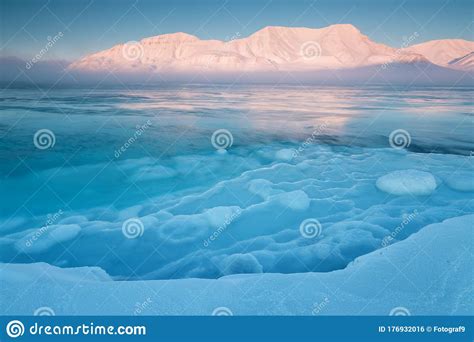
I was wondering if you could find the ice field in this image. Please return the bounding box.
[0,85,472,314]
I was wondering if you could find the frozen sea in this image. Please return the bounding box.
[0,85,473,293]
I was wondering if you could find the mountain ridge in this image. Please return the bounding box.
[68,24,473,73]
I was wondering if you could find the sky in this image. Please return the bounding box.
[0,0,473,61]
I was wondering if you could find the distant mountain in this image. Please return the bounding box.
[68,24,431,73]
[2,25,471,86]
[402,39,474,70]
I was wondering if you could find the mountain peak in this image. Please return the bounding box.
[141,32,199,43]
[252,24,362,37]
[403,38,474,66]
[326,23,361,34]
[250,25,301,38]
[256,25,293,33]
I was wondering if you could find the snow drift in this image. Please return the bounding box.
[1,214,472,315]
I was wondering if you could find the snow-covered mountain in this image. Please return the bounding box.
[68,24,431,73]
[448,51,474,71]
[402,39,474,69]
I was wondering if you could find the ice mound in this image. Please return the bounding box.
[1,144,472,280]
[14,224,81,254]
[376,169,437,195]
[443,170,474,192]
[157,206,241,244]
[275,148,296,161]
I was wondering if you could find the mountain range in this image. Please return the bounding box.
[68,24,474,74]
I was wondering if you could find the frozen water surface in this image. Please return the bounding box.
[0,85,472,281]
